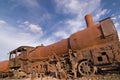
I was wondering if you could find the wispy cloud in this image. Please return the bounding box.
[111,14,120,28]
[53,0,109,40]
[11,0,40,8]
[54,31,69,39]
[114,22,120,28]
[22,0,40,8]
[119,15,120,18]
[29,24,43,34]
[0,20,44,61]
[94,9,110,21]
[19,21,43,35]
[55,0,101,15]
[111,14,120,39]
[0,20,7,27]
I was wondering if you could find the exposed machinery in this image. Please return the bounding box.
[0,14,120,79]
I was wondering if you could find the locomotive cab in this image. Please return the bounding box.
[9,47,27,69]
[9,46,34,73]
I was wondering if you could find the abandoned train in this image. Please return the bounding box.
[0,14,120,79]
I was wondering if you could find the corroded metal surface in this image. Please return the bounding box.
[29,39,68,60]
[1,14,120,79]
[0,60,9,73]
[85,14,94,28]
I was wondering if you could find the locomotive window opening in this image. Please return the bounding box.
[23,48,27,51]
[17,49,21,52]
[11,54,16,59]
[98,56,103,61]
[101,52,106,55]
[17,52,22,56]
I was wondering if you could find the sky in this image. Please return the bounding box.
[0,0,120,61]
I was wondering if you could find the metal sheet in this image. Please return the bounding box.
[100,18,116,37]
[0,60,9,72]
[29,39,68,60]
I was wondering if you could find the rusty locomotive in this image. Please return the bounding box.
[0,14,120,79]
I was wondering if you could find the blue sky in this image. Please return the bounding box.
[0,0,120,61]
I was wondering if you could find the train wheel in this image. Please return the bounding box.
[78,60,95,76]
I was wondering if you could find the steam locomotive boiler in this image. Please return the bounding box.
[0,14,120,79]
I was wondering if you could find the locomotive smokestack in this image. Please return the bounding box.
[85,14,94,28]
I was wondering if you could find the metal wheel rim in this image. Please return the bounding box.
[78,61,95,76]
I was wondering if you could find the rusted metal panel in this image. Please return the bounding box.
[88,43,118,65]
[0,60,9,73]
[100,18,116,37]
[69,24,101,50]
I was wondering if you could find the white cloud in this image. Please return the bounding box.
[111,17,117,20]
[23,0,40,8]
[53,0,108,39]
[0,20,6,24]
[0,20,44,61]
[94,9,109,21]
[65,18,85,33]
[40,37,57,46]
[19,21,43,36]
[23,21,29,25]
[55,0,101,15]
[0,20,7,27]
[119,15,120,18]
[11,0,40,8]
[54,31,69,39]
[110,14,120,40]
[39,13,52,23]
[114,22,119,28]
[29,24,43,34]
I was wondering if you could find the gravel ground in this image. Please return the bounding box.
[2,72,120,80]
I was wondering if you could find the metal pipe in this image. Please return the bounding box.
[85,14,94,28]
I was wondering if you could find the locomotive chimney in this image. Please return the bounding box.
[85,14,94,28]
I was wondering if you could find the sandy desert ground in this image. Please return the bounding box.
[2,70,120,80]
[2,73,120,80]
